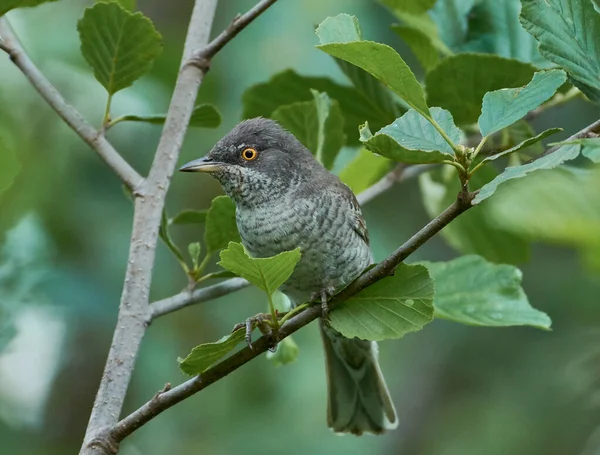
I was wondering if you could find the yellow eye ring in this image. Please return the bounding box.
[241,147,258,161]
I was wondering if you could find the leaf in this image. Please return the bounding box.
[242,69,395,146]
[179,329,246,376]
[419,166,530,264]
[379,0,436,14]
[549,138,600,164]
[339,149,395,194]
[77,2,162,95]
[478,70,567,137]
[118,104,221,128]
[360,107,461,164]
[425,54,537,125]
[329,263,434,341]
[188,242,201,268]
[482,128,563,163]
[423,255,551,329]
[0,137,20,195]
[96,0,135,11]
[393,10,452,56]
[218,243,301,295]
[266,336,299,366]
[271,90,345,169]
[170,209,207,225]
[520,0,600,103]
[430,0,546,65]
[473,143,581,204]
[204,196,240,254]
[316,14,430,117]
[0,0,59,17]
[391,25,440,72]
[486,167,600,274]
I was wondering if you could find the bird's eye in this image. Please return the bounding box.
[241,147,258,161]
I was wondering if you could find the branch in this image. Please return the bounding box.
[109,194,475,443]
[79,1,280,454]
[149,278,250,321]
[536,118,600,159]
[0,19,143,192]
[190,0,279,69]
[356,164,434,206]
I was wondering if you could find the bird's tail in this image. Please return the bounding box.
[319,321,398,435]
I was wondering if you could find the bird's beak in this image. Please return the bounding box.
[179,156,224,173]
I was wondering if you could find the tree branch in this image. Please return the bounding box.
[537,118,600,159]
[149,278,250,321]
[109,193,475,443]
[0,18,143,192]
[356,164,434,206]
[189,0,279,69]
[79,1,280,454]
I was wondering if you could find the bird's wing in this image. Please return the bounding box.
[339,184,370,246]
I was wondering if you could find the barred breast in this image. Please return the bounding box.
[236,190,372,305]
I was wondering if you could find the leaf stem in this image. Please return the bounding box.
[279,302,308,325]
[471,135,489,159]
[103,93,113,130]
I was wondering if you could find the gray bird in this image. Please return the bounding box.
[180,118,397,435]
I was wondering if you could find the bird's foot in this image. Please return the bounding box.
[232,313,278,352]
[310,286,336,321]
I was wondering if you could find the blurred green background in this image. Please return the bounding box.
[1,0,600,454]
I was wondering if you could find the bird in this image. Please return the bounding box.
[179,117,397,435]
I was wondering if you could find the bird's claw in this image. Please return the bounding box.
[232,313,277,351]
[310,286,336,322]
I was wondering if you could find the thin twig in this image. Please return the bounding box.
[357,164,434,206]
[150,278,250,321]
[189,0,279,70]
[534,118,600,160]
[110,195,474,442]
[0,19,143,192]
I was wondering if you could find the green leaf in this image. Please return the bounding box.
[482,128,563,163]
[423,255,551,329]
[549,138,600,164]
[425,54,537,125]
[271,90,345,169]
[393,11,452,56]
[486,167,600,269]
[218,243,301,295]
[430,0,546,65]
[77,2,162,95]
[170,209,207,225]
[0,137,20,195]
[316,14,429,117]
[420,166,530,264]
[204,196,240,254]
[360,107,460,164]
[266,336,299,366]
[391,25,440,72]
[241,69,395,146]
[339,149,395,194]
[329,263,434,341]
[179,329,246,376]
[188,242,201,268]
[117,104,221,128]
[379,0,436,14]
[520,0,600,103]
[473,143,581,204]
[96,0,135,11]
[478,70,567,137]
[0,0,59,17]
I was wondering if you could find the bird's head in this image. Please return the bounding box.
[179,118,318,207]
